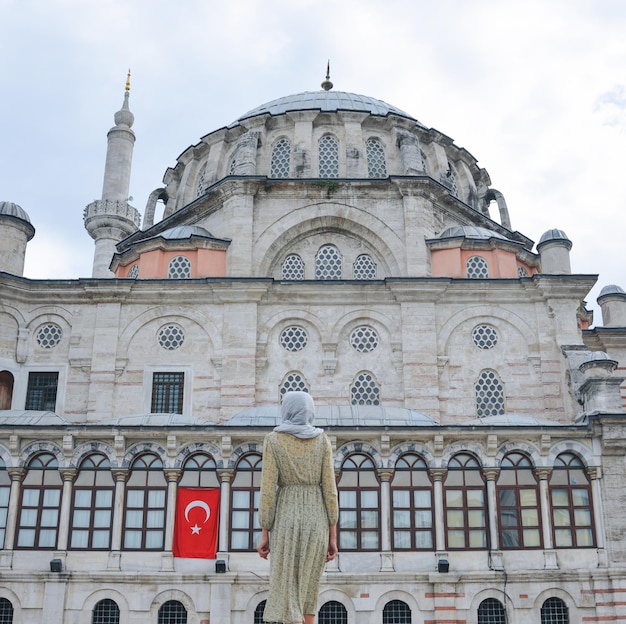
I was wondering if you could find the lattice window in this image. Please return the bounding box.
[319,601,347,624]
[475,369,505,417]
[350,371,380,405]
[36,323,62,349]
[350,326,379,353]
[270,138,291,178]
[315,245,342,280]
[366,138,388,178]
[279,372,309,397]
[128,264,139,279]
[280,326,308,352]
[168,256,191,279]
[158,600,187,624]
[540,598,569,624]
[353,254,377,279]
[472,324,498,350]
[254,601,280,624]
[477,598,506,624]
[196,163,207,197]
[383,600,411,624]
[440,161,458,195]
[282,254,305,280]
[92,599,120,624]
[151,372,184,414]
[158,324,185,350]
[319,135,339,178]
[230,453,263,551]
[229,154,238,175]
[0,599,13,624]
[25,372,58,411]
[466,256,489,279]
[518,265,529,277]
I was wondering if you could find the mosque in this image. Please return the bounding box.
[0,68,625,623]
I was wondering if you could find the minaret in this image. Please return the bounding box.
[84,71,141,277]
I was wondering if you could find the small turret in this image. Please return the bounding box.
[84,71,141,278]
[0,201,35,276]
[537,228,572,274]
[597,284,626,327]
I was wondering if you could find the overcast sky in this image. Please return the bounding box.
[1,0,624,324]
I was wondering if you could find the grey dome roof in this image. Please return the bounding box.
[439,225,508,241]
[159,225,214,240]
[0,200,31,223]
[599,284,626,297]
[0,411,68,426]
[538,228,570,244]
[462,413,558,426]
[238,91,420,124]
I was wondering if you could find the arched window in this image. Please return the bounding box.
[254,600,280,624]
[127,264,139,279]
[550,453,595,548]
[444,453,487,550]
[383,600,411,624]
[318,135,339,178]
[315,245,342,280]
[475,369,505,418]
[158,600,187,624]
[366,138,387,178]
[92,599,120,624]
[353,254,377,280]
[196,162,207,197]
[0,371,14,410]
[122,453,166,550]
[281,254,305,280]
[0,598,13,624]
[70,453,115,550]
[279,372,309,398]
[477,598,506,624]
[318,601,347,624]
[180,453,219,488]
[350,371,380,406]
[540,597,569,624]
[0,459,9,548]
[497,452,542,549]
[391,453,434,550]
[466,255,489,279]
[338,453,380,551]
[168,256,191,279]
[16,452,62,549]
[230,453,262,551]
[270,138,291,178]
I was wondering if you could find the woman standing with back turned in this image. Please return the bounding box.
[257,391,339,624]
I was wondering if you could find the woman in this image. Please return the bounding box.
[257,391,339,624]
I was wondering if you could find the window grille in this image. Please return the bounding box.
[92,599,120,624]
[280,326,308,352]
[230,453,263,551]
[196,163,207,197]
[518,265,529,277]
[229,154,238,175]
[315,245,342,280]
[151,372,184,414]
[475,369,505,418]
[157,324,185,350]
[128,264,139,279]
[282,254,305,280]
[477,598,506,624]
[36,323,62,348]
[0,598,13,624]
[318,601,347,624]
[0,461,9,549]
[350,326,379,353]
[279,372,309,397]
[382,600,411,624]
[466,255,489,278]
[366,138,388,178]
[158,600,188,624]
[353,254,377,280]
[540,598,569,624]
[254,601,280,624]
[350,372,380,406]
[270,138,291,178]
[25,372,59,411]
[319,135,339,178]
[472,324,498,350]
[168,256,191,279]
[180,453,219,488]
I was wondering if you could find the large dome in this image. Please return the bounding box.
[237,90,421,125]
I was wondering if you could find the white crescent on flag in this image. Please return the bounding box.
[184,500,211,524]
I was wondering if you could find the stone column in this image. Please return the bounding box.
[216,469,234,568]
[1,468,24,560]
[56,468,77,552]
[378,468,394,571]
[588,467,608,567]
[537,467,558,569]
[162,468,181,571]
[483,468,503,570]
[108,468,128,569]
[430,468,447,554]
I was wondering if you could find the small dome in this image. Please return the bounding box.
[599,284,626,297]
[159,225,214,240]
[538,228,570,244]
[238,91,420,124]
[586,351,610,362]
[0,200,31,223]
[439,225,508,241]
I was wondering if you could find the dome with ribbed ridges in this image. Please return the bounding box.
[0,200,31,223]
[439,225,509,241]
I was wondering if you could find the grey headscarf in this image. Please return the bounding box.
[274,391,323,439]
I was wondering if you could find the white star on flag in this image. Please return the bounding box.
[191,524,201,535]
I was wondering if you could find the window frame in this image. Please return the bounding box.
[229,452,263,552]
[25,371,59,411]
[92,598,120,624]
[144,367,191,416]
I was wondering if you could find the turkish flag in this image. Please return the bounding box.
[173,488,220,558]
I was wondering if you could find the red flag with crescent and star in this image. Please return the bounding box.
[173,488,220,558]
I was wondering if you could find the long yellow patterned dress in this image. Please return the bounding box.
[259,431,338,623]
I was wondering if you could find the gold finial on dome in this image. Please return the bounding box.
[321,61,333,91]
[125,69,131,92]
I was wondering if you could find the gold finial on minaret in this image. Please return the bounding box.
[321,60,333,91]
[125,69,131,92]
